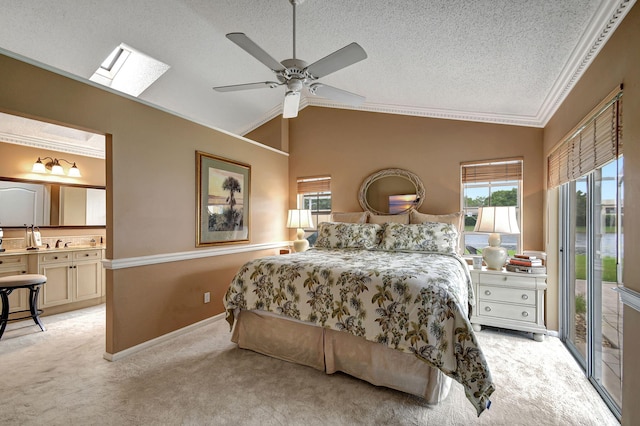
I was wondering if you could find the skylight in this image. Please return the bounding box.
[89,43,170,97]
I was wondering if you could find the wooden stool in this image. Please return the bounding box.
[0,274,47,340]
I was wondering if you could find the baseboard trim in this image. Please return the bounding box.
[103,312,226,362]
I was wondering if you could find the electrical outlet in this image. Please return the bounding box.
[204,292,210,304]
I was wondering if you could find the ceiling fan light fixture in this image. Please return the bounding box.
[214,0,366,116]
[283,91,301,118]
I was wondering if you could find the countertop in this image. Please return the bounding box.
[0,245,106,256]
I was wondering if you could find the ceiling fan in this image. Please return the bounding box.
[213,0,367,118]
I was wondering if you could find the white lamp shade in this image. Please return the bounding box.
[32,160,46,173]
[282,91,301,118]
[51,163,65,175]
[287,209,313,229]
[287,209,313,253]
[67,164,82,177]
[474,206,519,270]
[473,206,520,234]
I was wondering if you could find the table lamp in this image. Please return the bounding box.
[287,209,313,252]
[474,206,520,270]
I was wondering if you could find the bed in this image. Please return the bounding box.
[224,221,494,416]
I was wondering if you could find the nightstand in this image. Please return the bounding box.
[469,267,547,341]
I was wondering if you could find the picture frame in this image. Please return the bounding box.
[196,151,250,246]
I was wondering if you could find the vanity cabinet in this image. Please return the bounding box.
[33,249,103,308]
[0,254,29,313]
[470,268,547,341]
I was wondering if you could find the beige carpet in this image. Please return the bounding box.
[1,305,618,425]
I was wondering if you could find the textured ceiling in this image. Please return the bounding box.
[0,0,634,144]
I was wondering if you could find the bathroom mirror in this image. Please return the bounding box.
[358,168,425,215]
[0,178,106,227]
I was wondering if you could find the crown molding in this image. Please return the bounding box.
[536,0,635,126]
[0,132,105,158]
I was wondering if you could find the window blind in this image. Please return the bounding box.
[297,176,331,194]
[547,90,622,188]
[461,159,523,184]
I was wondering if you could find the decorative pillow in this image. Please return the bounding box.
[379,222,459,254]
[410,210,464,253]
[315,222,382,249]
[368,214,410,225]
[329,211,369,223]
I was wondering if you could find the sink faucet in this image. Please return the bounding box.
[55,239,63,248]
[64,242,72,248]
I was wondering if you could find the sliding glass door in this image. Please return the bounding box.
[565,177,588,363]
[560,158,623,418]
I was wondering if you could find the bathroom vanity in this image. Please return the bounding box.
[0,246,105,314]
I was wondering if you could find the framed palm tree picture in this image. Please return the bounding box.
[196,151,250,246]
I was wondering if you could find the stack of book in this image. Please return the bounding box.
[506,254,546,274]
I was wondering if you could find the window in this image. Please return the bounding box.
[296,176,331,230]
[460,159,523,255]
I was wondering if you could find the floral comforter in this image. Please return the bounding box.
[224,248,494,416]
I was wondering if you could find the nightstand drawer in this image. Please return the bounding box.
[478,285,535,305]
[478,301,536,323]
[478,272,539,287]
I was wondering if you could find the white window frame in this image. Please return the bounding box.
[460,159,523,255]
[296,176,331,231]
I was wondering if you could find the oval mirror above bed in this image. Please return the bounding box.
[358,168,425,215]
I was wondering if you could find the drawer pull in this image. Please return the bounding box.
[0,260,3,264]
[503,276,507,281]
[85,254,90,257]
[54,256,58,260]
[484,290,491,296]
[522,311,529,317]
[521,294,529,300]
[485,306,492,312]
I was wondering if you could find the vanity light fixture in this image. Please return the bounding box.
[32,157,81,177]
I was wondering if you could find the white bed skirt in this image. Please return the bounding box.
[231,309,452,404]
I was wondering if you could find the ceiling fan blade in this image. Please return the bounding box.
[305,42,367,79]
[213,81,281,92]
[226,33,285,72]
[308,83,365,106]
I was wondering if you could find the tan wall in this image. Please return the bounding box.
[245,117,288,152]
[543,4,639,424]
[283,107,545,252]
[0,54,289,354]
